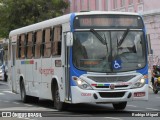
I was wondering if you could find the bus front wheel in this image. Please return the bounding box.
[53,85,66,111]
[112,102,127,110]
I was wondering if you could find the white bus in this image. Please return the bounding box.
[8,11,148,111]
[0,47,8,81]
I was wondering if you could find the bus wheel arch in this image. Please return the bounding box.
[51,78,66,111]
[19,76,29,103]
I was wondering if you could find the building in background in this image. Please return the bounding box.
[70,0,160,13]
[70,0,160,67]
[64,0,70,14]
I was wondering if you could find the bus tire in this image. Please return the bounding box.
[30,96,39,103]
[4,72,8,82]
[53,85,66,111]
[153,89,158,94]
[20,81,30,103]
[112,102,127,110]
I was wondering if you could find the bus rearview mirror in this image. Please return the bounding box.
[66,32,73,46]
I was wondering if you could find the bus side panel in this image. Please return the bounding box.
[40,58,52,99]
[26,59,36,96]
[15,60,20,93]
[19,59,26,93]
[33,59,42,97]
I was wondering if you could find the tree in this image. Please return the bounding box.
[0,0,69,38]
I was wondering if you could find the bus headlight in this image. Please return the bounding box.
[132,77,146,88]
[72,76,93,90]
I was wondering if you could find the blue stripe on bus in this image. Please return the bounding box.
[70,13,75,32]
[21,61,25,64]
[104,84,110,86]
[69,48,87,86]
[136,65,148,84]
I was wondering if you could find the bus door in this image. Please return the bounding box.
[51,26,64,100]
[63,32,71,102]
[11,42,17,92]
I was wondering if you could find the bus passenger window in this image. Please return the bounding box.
[52,26,62,56]
[20,34,25,59]
[35,30,42,58]
[43,28,51,58]
[26,32,33,59]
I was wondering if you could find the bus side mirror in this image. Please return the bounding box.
[66,32,73,46]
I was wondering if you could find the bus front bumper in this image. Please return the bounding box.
[70,85,148,104]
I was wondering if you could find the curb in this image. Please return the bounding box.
[0,81,9,86]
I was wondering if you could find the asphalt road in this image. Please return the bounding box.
[0,81,160,120]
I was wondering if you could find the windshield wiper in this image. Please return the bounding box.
[90,29,106,45]
[117,28,129,47]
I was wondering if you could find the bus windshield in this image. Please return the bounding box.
[73,30,146,73]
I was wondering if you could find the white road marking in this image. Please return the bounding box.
[146,108,159,111]
[0,93,4,95]
[0,107,56,111]
[104,117,123,120]
[3,90,15,94]
[126,109,143,111]
[127,105,137,107]
[24,104,33,107]
[13,102,20,104]
[23,118,35,120]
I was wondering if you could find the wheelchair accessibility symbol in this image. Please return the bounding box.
[112,60,122,70]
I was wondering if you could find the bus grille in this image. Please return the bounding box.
[88,75,136,83]
[95,85,128,88]
[99,92,125,98]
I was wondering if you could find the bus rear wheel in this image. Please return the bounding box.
[20,81,30,103]
[112,102,127,110]
[53,85,66,111]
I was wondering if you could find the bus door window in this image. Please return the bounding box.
[42,28,52,58]
[35,30,42,58]
[17,36,20,59]
[52,26,62,56]
[26,32,33,59]
[19,34,25,59]
[33,32,36,58]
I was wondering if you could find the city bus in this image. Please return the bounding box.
[8,11,148,111]
[0,47,8,81]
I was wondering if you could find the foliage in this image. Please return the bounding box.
[0,0,69,38]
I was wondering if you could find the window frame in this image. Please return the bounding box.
[26,32,33,59]
[34,30,42,59]
[42,27,52,58]
[52,26,62,57]
[19,34,26,59]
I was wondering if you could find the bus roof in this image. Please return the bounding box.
[74,11,140,16]
[9,14,71,37]
[9,11,140,37]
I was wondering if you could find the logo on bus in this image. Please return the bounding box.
[110,84,115,89]
[39,68,54,76]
